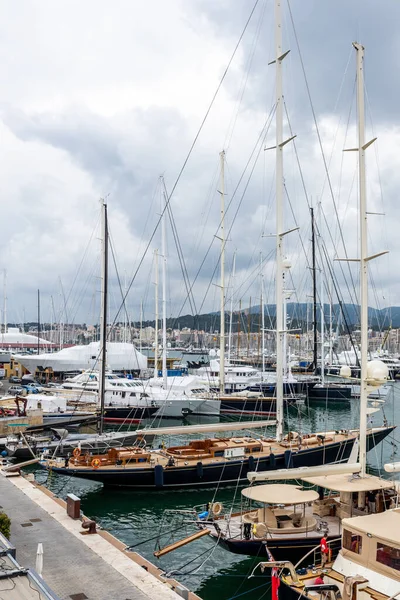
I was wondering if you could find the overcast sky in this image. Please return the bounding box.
[2,0,400,327]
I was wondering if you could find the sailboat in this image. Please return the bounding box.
[240,42,398,590]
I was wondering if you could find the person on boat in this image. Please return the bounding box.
[320,536,329,567]
[367,490,376,513]
[314,574,325,585]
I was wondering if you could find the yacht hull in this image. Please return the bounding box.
[42,426,394,489]
[217,534,341,564]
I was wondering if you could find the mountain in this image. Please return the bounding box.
[134,303,397,333]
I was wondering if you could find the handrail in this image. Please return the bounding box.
[249,561,301,584]
[294,537,342,570]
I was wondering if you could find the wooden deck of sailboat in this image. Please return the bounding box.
[53,428,361,472]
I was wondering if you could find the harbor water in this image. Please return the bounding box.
[33,382,400,600]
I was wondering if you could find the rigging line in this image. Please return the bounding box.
[59,215,100,321]
[282,98,359,316]
[227,252,273,308]
[162,104,276,333]
[319,48,354,202]
[108,229,136,345]
[286,0,358,305]
[196,109,276,317]
[111,0,261,327]
[333,75,356,250]
[164,181,197,318]
[224,0,268,152]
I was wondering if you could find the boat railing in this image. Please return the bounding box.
[293,536,342,571]
[249,560,301,584]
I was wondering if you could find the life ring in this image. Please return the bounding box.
[73,447,81,458]
[91,458,101,469]
[211,502,223,516]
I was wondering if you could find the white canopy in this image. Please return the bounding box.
[241,484,319,505]
[301,473,394,493]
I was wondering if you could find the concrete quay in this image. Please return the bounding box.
[0,473,199,600]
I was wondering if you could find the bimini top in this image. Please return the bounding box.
[241,484,319,505]
[301,473,395,493]
[342,508,400,547]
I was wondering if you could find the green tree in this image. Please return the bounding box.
[0,512,11,539]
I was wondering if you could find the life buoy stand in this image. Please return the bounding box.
[73,447,81,458]
[211,502,223,516]
[91,458,101,469]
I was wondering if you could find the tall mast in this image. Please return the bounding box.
[161,188,168,389]
[237,299,241,356]
[274,0,285,441]
[219,150,226,394]
[354,42,369,477]
[351,42,386,476]
[329,277,333,365]
[310,207,318,375]
[319,204,325,386]
[98,199,108,435]
[247,297,251,358]
[37,289,40,356]
[227,252,236,364]
[260,254,266,373]
[154,249,159,378]
[139,300,143,354]
[3,270,7,336]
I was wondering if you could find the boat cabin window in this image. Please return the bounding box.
[376,543,400,570]
[343,529,362,554]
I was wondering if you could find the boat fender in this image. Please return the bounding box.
[211,502,222,516]
[248,455,255,471]
[198,511,209,520]
[91,458,101,469]
[73,447,81,458]
[284,449,293,468]
[154,464,164,488]
[197,461,203,479]
[269,453,276,469]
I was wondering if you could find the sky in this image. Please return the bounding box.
[1,0,400,327]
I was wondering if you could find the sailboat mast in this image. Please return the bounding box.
[219,150,226,394]
[319,205,325,386]
[139,300,143,354]
[37,289,40,356]
[162,190,168,389]
[99,199,108,436]
[310,207,318,375]
[228,252,236,364]
[354,42,368,477]
[3,270,6,336]
[260,254,266,373]
[275,0,284,441]
[154,249,159,378]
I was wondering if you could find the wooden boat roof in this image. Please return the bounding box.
[342,508,400,546]
[241,484,319,505]
[301,473,394,492]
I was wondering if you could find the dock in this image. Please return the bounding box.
[0,473,198,600]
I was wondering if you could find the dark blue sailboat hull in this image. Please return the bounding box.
[42,426,394,489]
